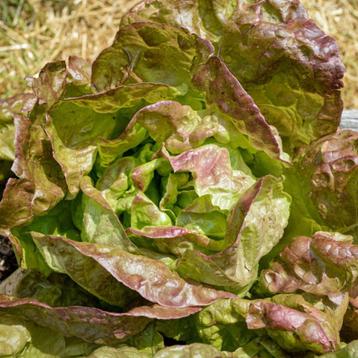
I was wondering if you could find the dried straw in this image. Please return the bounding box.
[0,0,357,108]
[0,0,138,97]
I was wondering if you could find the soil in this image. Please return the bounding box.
[0,236,17,282]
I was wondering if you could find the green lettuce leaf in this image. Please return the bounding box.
[79,176,134,248]
[176,196,228,239]
[192,293,348,354]
[95,156,136,211]
[176,175,291,291]
[92,22,213,92]
[0,315,31,357]
[130,192,172,229]
[287,130,358,239]
[31,232,140,308]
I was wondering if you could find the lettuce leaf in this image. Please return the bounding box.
[124,0,344,153]
[176,176,291,292]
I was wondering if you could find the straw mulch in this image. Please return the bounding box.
[0,0,357,108]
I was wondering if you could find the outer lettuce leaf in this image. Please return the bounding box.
[0,315,94,357]
[218,1,344,152]
[257,232,358,297]
[66,56,92,88]
[32,234,234,307]
[0,269,98,308]
[290,130,358,239]
[91,22,213,92]
[123,0,274,43]
[46,101,117,198]
[30,61,68,107]
[192,56,288,161]
[193,295,294,355]
[122,0,213,38]
[0,274,163,357]
[0,179,39,236]
[9,200,80,274]
[0,295,200,346]
[246,294,346,354]
[10,190,138,306]
[124,0,344,153]
[12,111,66,205]
[0,58,91,215]
[189,293,344,355]
[29,57,92,107]
[176,176,291,291]
[195,297,255,351]
[65,83,178,114]
[3,319,163,357]
[193,298,286,358]
[88,341,287,358]
[31,232,140,308]
[0,109,66,235]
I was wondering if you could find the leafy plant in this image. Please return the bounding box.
[0,0,357,357]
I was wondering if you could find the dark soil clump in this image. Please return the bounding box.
[0,236,17,282]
